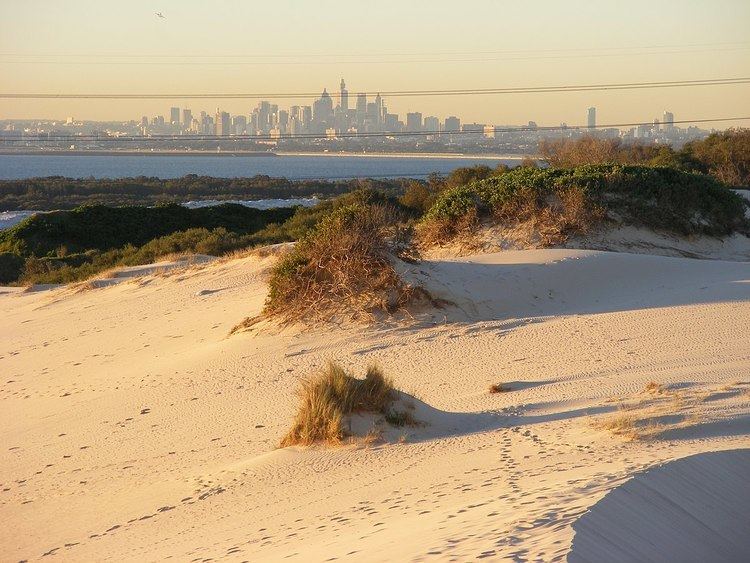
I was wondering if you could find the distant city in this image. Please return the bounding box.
[0,79,716,155]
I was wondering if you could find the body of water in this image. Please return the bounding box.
[0,153,518,180]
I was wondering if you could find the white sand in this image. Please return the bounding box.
[2,247,749,561]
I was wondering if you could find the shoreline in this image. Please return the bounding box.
[0,149,531,160]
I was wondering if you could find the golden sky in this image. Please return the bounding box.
[1,0,749,127]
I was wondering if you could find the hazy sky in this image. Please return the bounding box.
[1,0,749,127]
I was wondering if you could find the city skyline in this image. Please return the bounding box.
[1,1,748,126]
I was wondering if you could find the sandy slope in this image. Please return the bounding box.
[2,248,749,562]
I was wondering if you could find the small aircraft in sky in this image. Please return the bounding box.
[155,12,166,19]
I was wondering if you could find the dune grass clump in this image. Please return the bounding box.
[281,362,397,447]
[264,203,425,324]
[416,164,748,247]
[489,383,508,394]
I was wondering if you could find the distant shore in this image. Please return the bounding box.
[0,149,530,160]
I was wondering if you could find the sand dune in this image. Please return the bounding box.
[2,247,749,561]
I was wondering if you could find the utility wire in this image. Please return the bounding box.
[2,40,748,59]
[3,117,748,143]
[1,78,748,100]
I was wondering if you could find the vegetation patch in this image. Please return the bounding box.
[281,362,414,447]
[264,202,430,324]
[489,383,508,394]
[417,164,747,247]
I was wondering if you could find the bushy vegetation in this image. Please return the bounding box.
[264,202,424,324]
[281,362,396,447]
[0,174,409,211]
[418,164,747,245]
[0,203,295,257]
[0,203,303,285]
[540,128,750,187]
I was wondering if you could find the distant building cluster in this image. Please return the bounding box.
[145,79,465,139]
[1,85,716,153]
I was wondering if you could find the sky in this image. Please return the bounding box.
[1,0,749,128]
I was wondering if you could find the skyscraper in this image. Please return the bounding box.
[215,109,230,136]
[356,93,367,124]
[312,89,334,131]
[182,109,192,131]
[170,107,180,125]
[587,107,596,129]
[340,79,349,112]
[406,112,423,133]
[663,111,675,132]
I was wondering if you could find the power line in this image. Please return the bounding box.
[4,47,749,66]
[1,77,748,100]
[2,40,748,59]
[4,117,748,143]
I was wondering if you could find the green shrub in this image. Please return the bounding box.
[419,164,747,245]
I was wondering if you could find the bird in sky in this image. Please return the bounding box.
[155,12,166,19]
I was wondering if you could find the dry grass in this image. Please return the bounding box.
[417,189,604,251]
[644,381,666,394]
[264,203,435,325]
[281,362,400,447]
[489,383,507,394]
[592,381,720,441]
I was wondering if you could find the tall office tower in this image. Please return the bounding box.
[406,112,423,132]
[444,116,460,132]
[356,93,367,122]
[182,109,193,131]
[215,109,231,136]
[257,101,271,134]
[587,107,596,129]
[140,116,148,128]
[366,102,380,128]
[340,79,349,111]
[232,115,247,135]
[374,93,383,124]
[170,107,180,125]
[301,106,312,131]
[663,111,674,131]
[313,89,334,128]
[424,116,440,133]
[290,105,301,122]
[278,110,289,135]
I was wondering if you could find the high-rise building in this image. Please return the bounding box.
[587,107,596,129]
[406,112,423,133]
[312,89,334,130]
[215,109,230,136]
[663,111,675,132]
[424,116,440,133]
[444,116,460,132]
[374,93,383,124]
[170,107,180,125]
[232,115,247,135]
[340,79,349,112]
[182,109,193,130]
[356,93,367,123]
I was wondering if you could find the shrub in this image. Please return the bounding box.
[264,203,424,324]
[417,164,747,246]
[280,362,396,447]
[0,252,24,284]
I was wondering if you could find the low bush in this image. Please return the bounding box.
[417,164,747,246]
[281,362,396,447]
[264,202,424,324]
